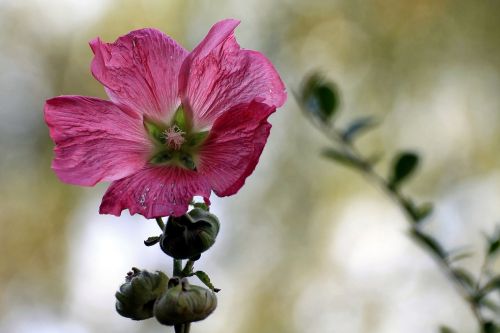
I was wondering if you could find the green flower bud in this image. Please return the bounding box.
[160,208,220,259]
[115,267,168,320]
[154,277,217,326]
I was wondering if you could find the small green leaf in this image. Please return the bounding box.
[487,227,500,257]
[439,326,457,333]
[415,202,433,221]
[479,276,500,297]
[488,239,500,256]
[389,152,420,189]
[301,73,340,123]
[322,148,366,170]
[144,236,161,246]
[410,229,447,259]
[480,299,500,313]
[341,116,378,142]
[483,322,498,333]
[402,200,433,224]
[452,268,476,291]
[449,251,473,263]
[193,271,220,293]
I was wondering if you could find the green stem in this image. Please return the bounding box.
[181,259,196,277]
[329,128,487,330]
[174,259,183,276]
[173,257,185,333]
[184,323,191,333]
[155,217,165,231]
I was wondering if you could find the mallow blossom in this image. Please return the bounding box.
[44,19,286,218]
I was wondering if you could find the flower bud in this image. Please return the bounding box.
[160,208,220,259]
[115,267,168,320]
[154,277,217,326]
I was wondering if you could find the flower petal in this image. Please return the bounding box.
[99,166,211,218]
[198,101,275,196]
[44,96,152,186]
[179,19,286,129]
[90,28,188,121]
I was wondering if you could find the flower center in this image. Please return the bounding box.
[143,106,209,171]
[163,125,185,150]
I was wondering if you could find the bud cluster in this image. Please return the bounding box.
[115,208,220,328]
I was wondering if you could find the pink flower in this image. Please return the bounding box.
[44,19,286,218]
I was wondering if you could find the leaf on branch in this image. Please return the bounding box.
[144,236,161,246]
[486,227,500,257]
[480,299,500,313]
[479,276,500,298]
[403,200,433,224]
[439,326,457,333]
[410,229,447,259]
[341,116,379,143]
[300,73,340,123]
[194,271,221,293]
[452,268,476,291]
[389,152,420,189]
[483,322,498,333]
[449,251,473,263]
[322,148,366,170]
[415,202,434,221]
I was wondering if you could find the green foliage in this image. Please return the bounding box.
[483,322,498,333]
[300,73,340,123]
[486,227,500,257]
[341,116,378,142]
[439,326,457,333]
[144,236,161,246]
[410,229,446,259]
[402,199,433,223]
[479,276,500,298]
[389,152,420,189]
[193,270,220,292]
[452,268,475,292]
[322,148,366,170]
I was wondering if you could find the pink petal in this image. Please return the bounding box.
[99,166,211,218]
[198,101,275,196]
[179,19,287,129]
[90,28,188,121]
[44,96,152,186]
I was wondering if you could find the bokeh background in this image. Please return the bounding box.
[1,0,500,332]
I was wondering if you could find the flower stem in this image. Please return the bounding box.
[155,217,165,231]
[181,259,196,277]
[174,259,182,276]
[173,257,184,333]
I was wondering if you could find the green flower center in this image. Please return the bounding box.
[144,106,208,171]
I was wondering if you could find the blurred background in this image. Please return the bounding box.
[1,0,500,332]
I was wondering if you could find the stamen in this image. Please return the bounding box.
[163,125,185,150]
